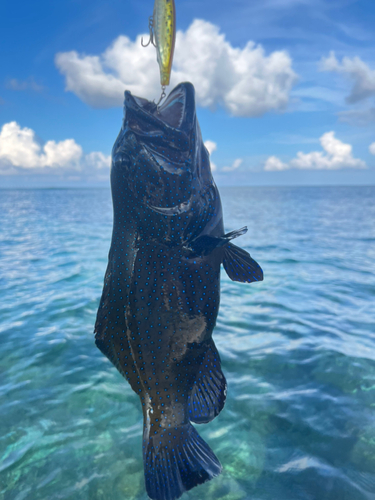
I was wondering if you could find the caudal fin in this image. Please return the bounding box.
[143,423,222,500]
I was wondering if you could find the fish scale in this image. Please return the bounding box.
[94,82,263,500]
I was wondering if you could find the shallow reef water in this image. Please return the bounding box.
[0,186,375,500]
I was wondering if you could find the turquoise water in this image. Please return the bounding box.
[1,186,375,500]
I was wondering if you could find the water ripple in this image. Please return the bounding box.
[0,187,375,499]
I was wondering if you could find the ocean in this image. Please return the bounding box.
[0,186,374,500]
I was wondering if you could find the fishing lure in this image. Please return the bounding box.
[142,0,176,104]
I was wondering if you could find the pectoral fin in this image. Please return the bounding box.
[185,226,248,256]
[223,243,263,283]
[223,226,248,240]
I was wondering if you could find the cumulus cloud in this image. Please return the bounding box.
[0,122,82,170]
[55,45,146,108]
[55,19,297,117]
[370,142,375,155]
[84,151,111,170]
[0,122,110,174]
[265,131,366,171]
[204,140,217,156]
[264,156,288,171]
[204,140,217,171]
[5,77,44,93]
[320,52,375,103]
[222,158,243,172]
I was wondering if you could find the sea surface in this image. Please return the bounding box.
[0,186,375,500]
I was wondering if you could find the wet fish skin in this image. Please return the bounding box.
[94,82,263,500]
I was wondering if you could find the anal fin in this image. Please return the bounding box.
[188,342,227,424]
[223,243,263,283]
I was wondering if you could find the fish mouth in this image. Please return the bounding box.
[120,83,204,216]
[124,82,196,145]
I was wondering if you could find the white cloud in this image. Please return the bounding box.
[264,131,366,171]
[203,140,244,172]
[222,158,243,172]
[204,140,217,156]
[264,156,288,171]
[370,142,375,155]
[0,122,110,174]
[5,77,44,93]
[55,19,297,117]
[84,151,111,169]
[204,140,217,171]
[0,122,42,169]
[204,140,243,172]
[42,139,82,168]
[203,140,242,172]
[0,122,82,170]
[55,41,153,108]
[320,52,375,103]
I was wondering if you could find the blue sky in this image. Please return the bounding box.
[1,0,375,187]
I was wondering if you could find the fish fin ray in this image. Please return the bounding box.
[223,226,248,240]
[186,226,248,256]
[189,342,227,424]
[223,243,263,283]
[144,423,221,500]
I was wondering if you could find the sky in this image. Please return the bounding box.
[1,0,375,187]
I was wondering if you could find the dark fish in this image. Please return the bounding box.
[94,82,263,500]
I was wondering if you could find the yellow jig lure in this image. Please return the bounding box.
[142,0,176,104]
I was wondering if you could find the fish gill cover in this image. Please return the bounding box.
[94,81,263,500]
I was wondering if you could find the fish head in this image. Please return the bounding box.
[111,82,223,244]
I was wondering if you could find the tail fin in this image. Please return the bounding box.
[143,423,222,500]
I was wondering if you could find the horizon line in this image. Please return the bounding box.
[1,184,375,190]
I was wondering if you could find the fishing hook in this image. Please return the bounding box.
[156,86,167,110]
[141,17,157,47]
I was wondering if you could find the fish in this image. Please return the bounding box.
[94,82,263,500]
[142,0,176,88]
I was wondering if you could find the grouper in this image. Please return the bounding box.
[94,82,263,500]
